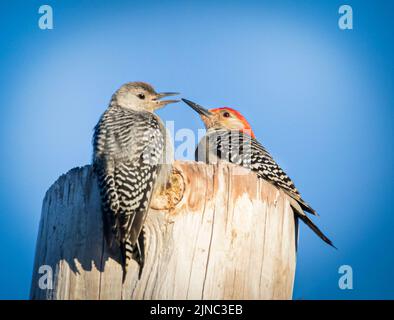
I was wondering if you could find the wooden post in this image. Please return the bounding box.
[30,161,297,300]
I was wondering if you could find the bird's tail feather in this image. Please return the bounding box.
[284,189,318,216]
[121,241,133,283]
[297,213,336,248]
[120,230,145,283]
[288,197,336,248]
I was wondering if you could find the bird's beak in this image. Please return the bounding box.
[155,92,180,106]
[182,98,212,117]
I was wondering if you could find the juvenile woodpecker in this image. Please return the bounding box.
[93,82,178,280]
[182,98,334,247]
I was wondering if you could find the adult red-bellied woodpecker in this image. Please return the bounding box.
[93,82,178,281]
[182,98,334,248]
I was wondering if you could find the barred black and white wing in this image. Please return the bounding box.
[198,128,334,247]
[93,106,165,278]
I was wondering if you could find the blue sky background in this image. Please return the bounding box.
[0,0,393,299]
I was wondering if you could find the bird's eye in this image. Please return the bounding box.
[223,112,230,118]
[137,93,145,100]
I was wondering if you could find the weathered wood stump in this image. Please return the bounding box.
[30,161,297,300]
